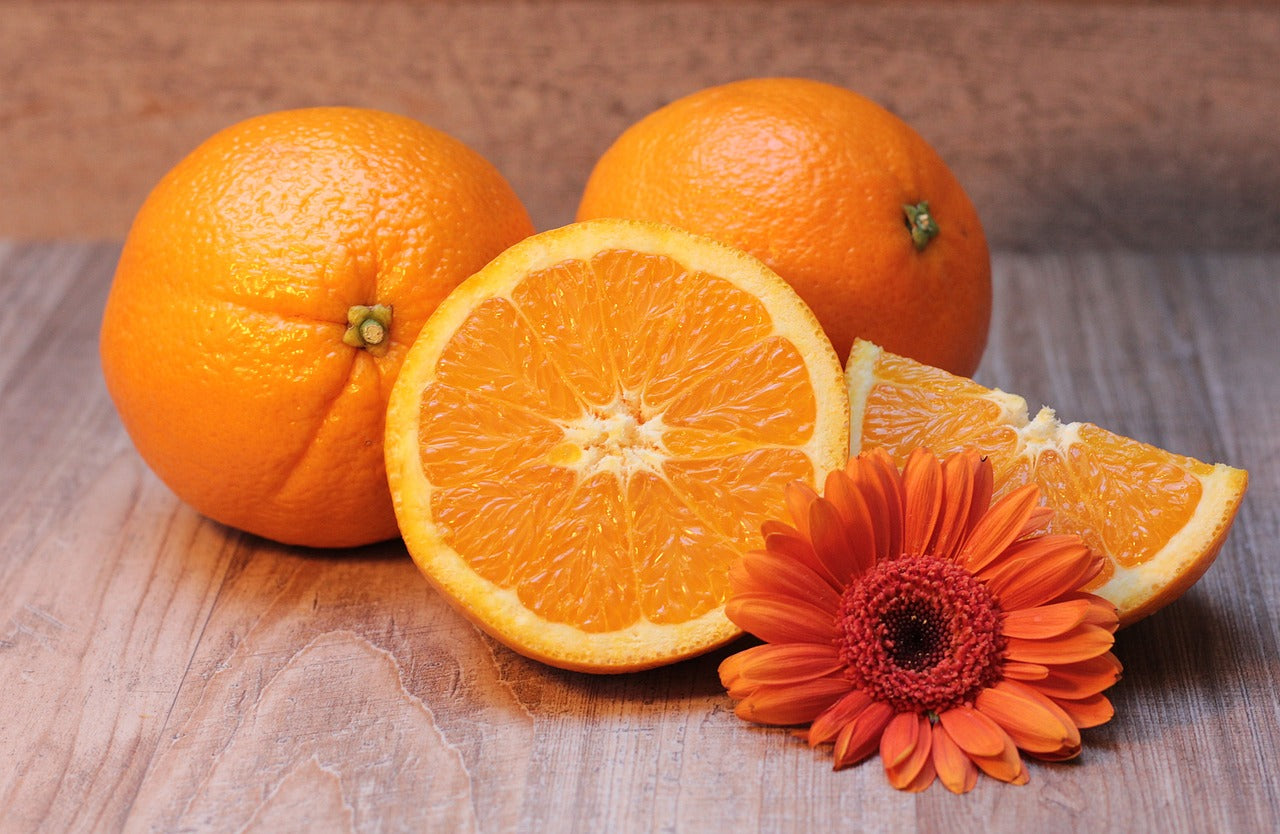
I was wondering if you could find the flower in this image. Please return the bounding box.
[719,447,1122,793]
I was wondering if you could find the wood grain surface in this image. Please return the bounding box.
[0,242,1275,832]
[3,1,1280,249]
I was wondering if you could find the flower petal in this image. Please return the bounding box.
[832,700,895,769]
[899,755,937,793]
[938,704,1006,757]
[731,547,842,613]
[822,469,857,522]
[847,449,903,561]
[1001,660,1050,681]
[965,453,995,532]
[733,675,852,726]
[901,448,944,557]
[821,470,877,580]
[1001,598,1092,639]
[976,680,1081,757]
[1062,591,1121,631]
[979,541,1101,611]
[718,645,761,696]
[976,533,1080,577]
[1005,624,1116,664]
[808,496,868,591]
[1031,653,1123,699]
[1033,744,1085,762]
[933,722,980,794]
[719,642,845,699]
[1020,505,1055,538]
[1051,693,1115,729]
[785,480,820,538]
[880,710,921,768]
[870,452,906,560]
[968,730,1028,785]
[761,528,841,589]
[808,688,874,746]
[930,451,980,561]
[760,519,800,539]
[957,483,1043,574]
[725,592,840,644]
[883,713,934,790]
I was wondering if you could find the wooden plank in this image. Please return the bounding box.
[2,2,1279,248]
[0,243,240,831]
[967,251,1280,832]
[124,551,498,832]
[1,244,1277,831]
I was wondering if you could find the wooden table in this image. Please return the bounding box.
[2,243,1276,832]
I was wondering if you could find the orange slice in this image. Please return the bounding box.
[846,339,1247,627]
[385,219,849,672]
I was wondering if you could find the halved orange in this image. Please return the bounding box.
[385,219,849,672]
[846,339,1247,627]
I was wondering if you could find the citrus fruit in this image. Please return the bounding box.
[576,76,991,375]
[845,339,1248,626]
[384,218,850,672]
[100,107,535,548]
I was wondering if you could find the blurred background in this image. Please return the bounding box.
[3,0,1278,250]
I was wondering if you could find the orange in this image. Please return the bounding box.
[100,107,535,548]
[384,218,850,672]
[576,77,991,375]
[845,339,1248,626]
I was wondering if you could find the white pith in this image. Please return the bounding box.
[549,391,669,479]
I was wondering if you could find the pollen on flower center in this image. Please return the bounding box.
[880,600,949,671]
[836,554,1006,714]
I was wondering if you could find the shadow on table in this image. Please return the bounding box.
[528,589,1273,742]
[192,514,1273,737]
[1106,591,1270,742]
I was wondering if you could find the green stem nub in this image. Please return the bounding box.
[903,201,940,251]
[343,304,393,357]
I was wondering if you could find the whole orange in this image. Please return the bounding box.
[100,107,535,547]
[576,77,991,374]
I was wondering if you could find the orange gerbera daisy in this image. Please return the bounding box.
[719,448,1122,793]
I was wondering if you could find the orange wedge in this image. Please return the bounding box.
[385,219,849,672]
[846,339,1247,627]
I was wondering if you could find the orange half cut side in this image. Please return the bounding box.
[386,219,849,672]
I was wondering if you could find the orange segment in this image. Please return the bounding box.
[664,337,818,443]
[591,249,687,393]
[429,464,576,586]
[664,449,818,546]
[628,471,741,624]
[431,296,583,420]
[846,339,1247,626]
[415,384,562,486]
[853,346,1025,484]
[386,219,849,672]
[643,270,775,408]
[1034,425,1212,576]
[511,258,619,406]
[531,473,636,631]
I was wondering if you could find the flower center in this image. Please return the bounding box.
[835,554,1005,714]
[880,601,949,671]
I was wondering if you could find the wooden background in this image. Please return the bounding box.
[3,0,1280,248]
[2,2,1279,833]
